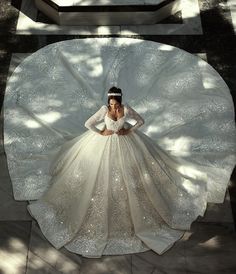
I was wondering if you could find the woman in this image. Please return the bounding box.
[27,86,209,258]
[85,86,144,136]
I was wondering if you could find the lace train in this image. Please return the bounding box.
[4,38,236,257]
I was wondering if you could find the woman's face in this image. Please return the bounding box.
[109,99,120,110]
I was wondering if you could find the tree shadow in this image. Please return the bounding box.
[0,1,235,273]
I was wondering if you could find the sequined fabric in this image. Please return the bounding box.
[27,121,197,257]
[4,38,236,257]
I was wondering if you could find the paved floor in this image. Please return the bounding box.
[0,0,236,273]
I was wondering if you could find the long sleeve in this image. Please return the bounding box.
[126,104,145,132]
[84,105,107,133]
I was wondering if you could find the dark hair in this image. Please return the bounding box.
[107,86,123,106]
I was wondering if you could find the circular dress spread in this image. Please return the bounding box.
[3,38,236,258]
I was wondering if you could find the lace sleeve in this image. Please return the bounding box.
[126,104,145,132]
[84,105,107,133]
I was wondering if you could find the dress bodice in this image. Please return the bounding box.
[104,112,126,132]
[84,103,145,134]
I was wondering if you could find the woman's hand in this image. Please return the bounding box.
[100,129,114,136]
[116,128,131,135]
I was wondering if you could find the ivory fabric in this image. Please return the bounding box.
[3,38,236,257]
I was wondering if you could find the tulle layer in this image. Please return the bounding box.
[28,129,210,257]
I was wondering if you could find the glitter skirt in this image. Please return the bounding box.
[27,128,212,257]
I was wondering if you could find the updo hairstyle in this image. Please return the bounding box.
[107,86,123,106]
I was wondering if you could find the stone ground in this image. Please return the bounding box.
[0,0,236,273]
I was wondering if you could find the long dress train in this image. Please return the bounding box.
[3,38,236,258]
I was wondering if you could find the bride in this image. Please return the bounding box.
[27,86,223,257]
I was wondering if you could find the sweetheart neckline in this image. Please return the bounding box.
[105,113,125,122]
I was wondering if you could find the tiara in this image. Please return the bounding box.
[108,93,122,96]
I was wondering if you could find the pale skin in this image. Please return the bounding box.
[100,98,131,136]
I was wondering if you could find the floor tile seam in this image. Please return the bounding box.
[0,220,32,223]
[0,186,14,199]
[27,248,65,273]
[28,222,77,273]
[24,220,32,274]
[193,221,235,225]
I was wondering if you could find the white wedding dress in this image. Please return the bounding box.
[27,103,207,257]
[3,38,236,258]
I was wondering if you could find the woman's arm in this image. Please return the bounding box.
[84,105,107,134]
[126,104,145,132]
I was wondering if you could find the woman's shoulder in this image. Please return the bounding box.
[122,102,128,108]
[123,103,130,111]
[101,105,108,110]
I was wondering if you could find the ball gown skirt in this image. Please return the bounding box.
[3,38,236,258]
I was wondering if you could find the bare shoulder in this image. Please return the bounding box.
[123,103,128,110]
